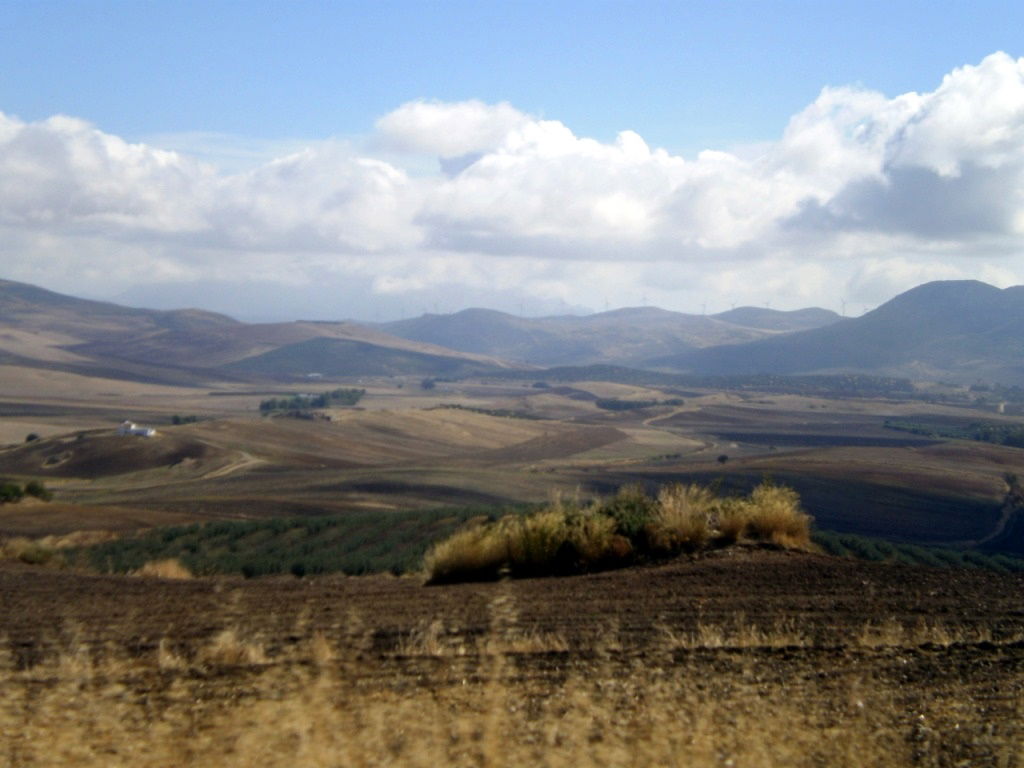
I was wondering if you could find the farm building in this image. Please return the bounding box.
[117,420,157,437]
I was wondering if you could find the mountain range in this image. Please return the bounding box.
[380,305,838,367]
[653,280,1024,385]
[1,277,1022,385]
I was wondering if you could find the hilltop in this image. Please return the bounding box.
[652,280,1024,385]
[0,279,507,384]
[380,304,840,366]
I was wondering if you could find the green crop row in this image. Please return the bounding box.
[812,530,1024,573]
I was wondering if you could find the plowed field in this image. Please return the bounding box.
[2,551,1022,766]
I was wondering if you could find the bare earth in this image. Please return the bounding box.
[1,550,1022,766]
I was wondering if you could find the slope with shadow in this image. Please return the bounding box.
[225,337,500,378]
[381,305,840,366]
[650,280,1024,385]
[0,430,221,478]
[0,279,508,382]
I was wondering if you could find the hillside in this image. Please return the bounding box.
[652,280,1024,385]
[0,279,508,382]
[381,304,840,366]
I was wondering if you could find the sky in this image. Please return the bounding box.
[2,1,1024,321]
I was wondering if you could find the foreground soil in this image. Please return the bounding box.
[2,550,1023,766]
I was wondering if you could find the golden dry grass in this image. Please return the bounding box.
[744,483,814,549]
[649,483,714,550]
[2,599,1022,768]
[424,481,814,583]
[130,558,193,580]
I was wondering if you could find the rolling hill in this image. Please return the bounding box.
[0,279,510,383]
[380,305,840,366]
[652,280,1024,385]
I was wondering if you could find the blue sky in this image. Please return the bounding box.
[6,0,1022,154]
[2,1,1024,320]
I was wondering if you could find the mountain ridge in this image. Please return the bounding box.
[651,280,1024,385]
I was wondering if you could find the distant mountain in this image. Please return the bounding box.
[0,279,508,383]
[652,280,1024,385]
[711,306,841,333]
[381,305,840,366]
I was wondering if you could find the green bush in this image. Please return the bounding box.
[0,482,24,504]
[599,484,657,538]
[24,480,52,501]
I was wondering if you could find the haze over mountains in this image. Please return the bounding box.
[0,279,505,384]
[1,277,1022,385]
[380,306,839,367]
[654,280,1024,385]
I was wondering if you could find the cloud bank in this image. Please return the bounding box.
[3,53,1024,319]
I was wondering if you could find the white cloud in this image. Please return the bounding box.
[3,52,1024,319]
[374,99,531,157]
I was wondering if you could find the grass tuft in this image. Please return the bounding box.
[131,558,193,580]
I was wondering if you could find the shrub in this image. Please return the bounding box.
[599,484,656,538]
[506,509,570,575]
[423,523,509,584]
[715,498,751,544]
[24,480,52,501]
[424,481,815,583]
[25,433,39,442]
[744,483,813,550]
[566,508,621,566]
[0,482,23,504]
[649,484,714,552]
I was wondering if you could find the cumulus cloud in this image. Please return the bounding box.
[374,99,531,157]
[3,52,1024,318]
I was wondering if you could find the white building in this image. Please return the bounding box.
[117,420,157,437]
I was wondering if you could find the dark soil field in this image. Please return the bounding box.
[1,551,1022,766]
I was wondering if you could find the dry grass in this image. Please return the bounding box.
[198,628,268,666]
[2,599,1021,768]
[423,522,509,583]
[648,483,713,551]
[425,482,817,583]
[744,483,813,549]
[131,557,193,580]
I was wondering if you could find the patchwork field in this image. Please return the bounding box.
[1,376,1022,556]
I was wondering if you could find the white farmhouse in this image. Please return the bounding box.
[117,420,157,437]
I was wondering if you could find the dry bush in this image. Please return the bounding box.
[649,483,714,551]
[715,498,751,544]
[0,536,57,565]
[423,522,508,584]
[567,508,621,565]
[131,558,193,580]
[744,483,813,550]
[425,481,813,583]
[506,508,569,573]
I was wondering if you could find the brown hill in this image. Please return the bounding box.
[0,279,510,383]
